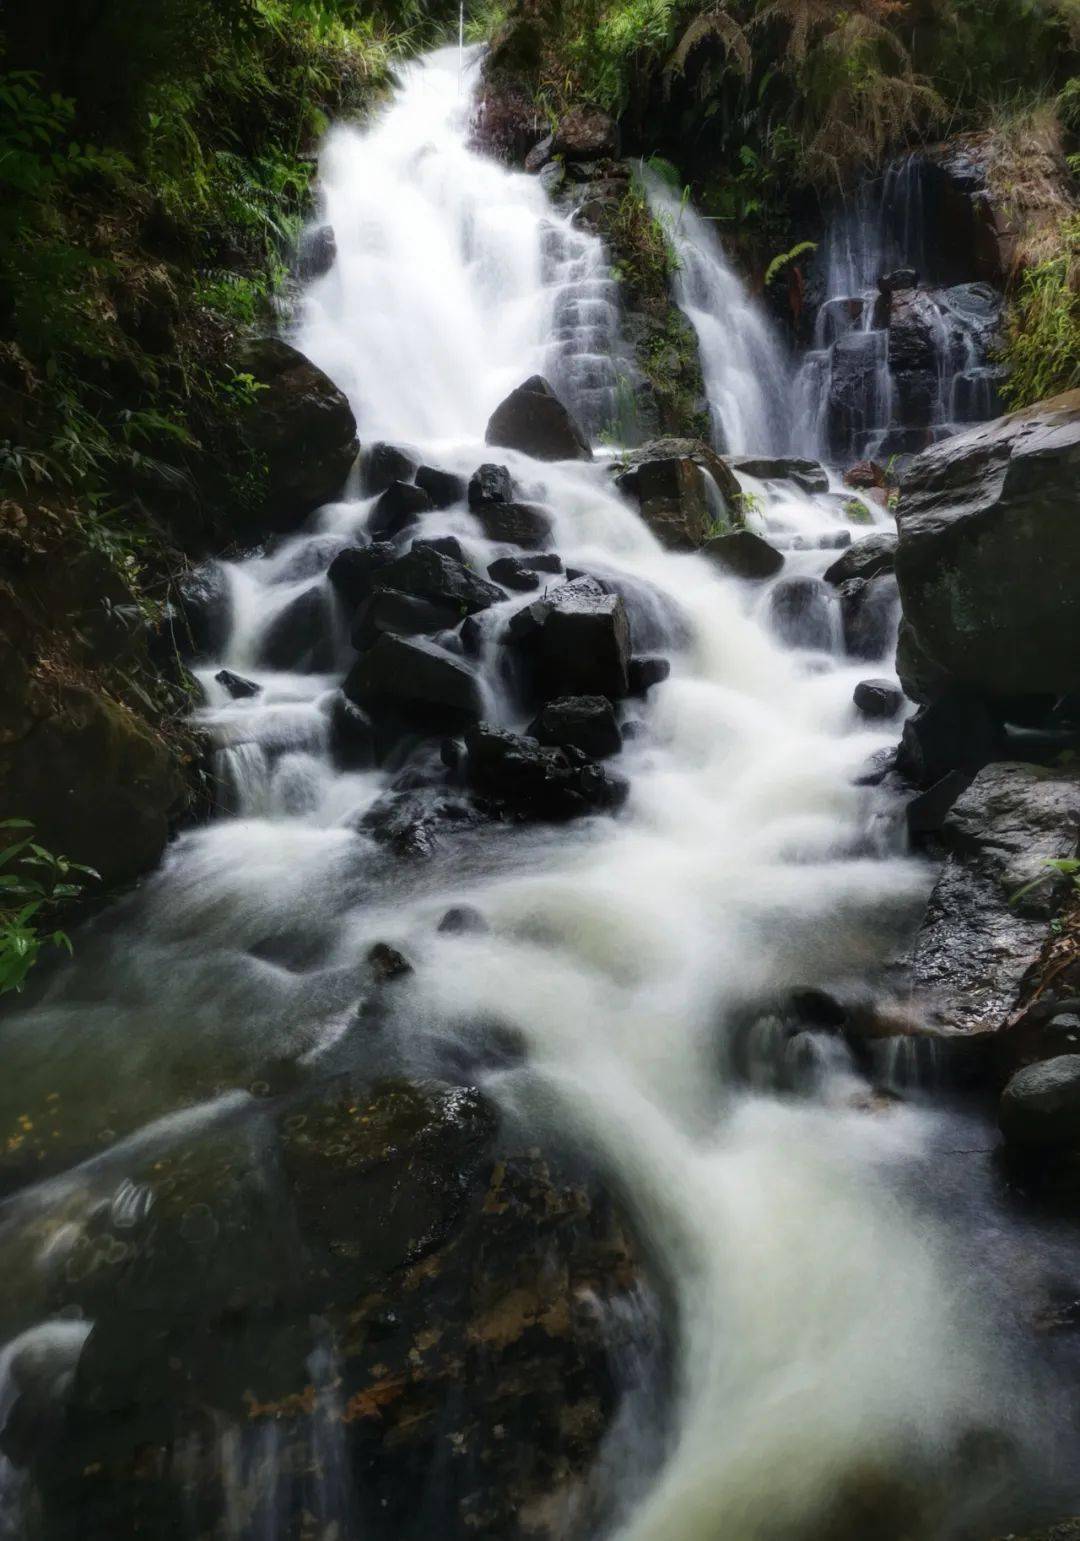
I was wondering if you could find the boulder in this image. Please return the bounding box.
[894,392,1080,703]
[853,679,903,719]
[214,669,259,700]
[295,223,336,282]
[485,376,592,461]
[614,438,741,551]
[769,576,833,651]
[527,695,621,759]
[843,460,887,490]
[628,656,671,695]
[328,691,375,769]
[523,133,554,173]
[487,556,542,591]
[415,464,466,508]
[827,331,887,460]
[552,106,619,159]
[359,784,486,857]
[413,534,465,563]
[351,589,460,651]
[703,529,784,580]
[344,634,484,731]
[726,456,830,495]
[368,480,433,542]
[464,723,627,820]
[508,575,631,699]
[824,532,897,586]
[364,442,419,494]
[896,690,999,785]
[327,542,398,609]
[174,564,230,659]
[234,338,358,531]
[879,268,917,294]
[473,500,554,549]
[369,545,504,617]
[1000,1056,1080,1150]
[838,573,899,661]
[468,463,514,507]
[257,584,336,672]
[905,762,1080,1034]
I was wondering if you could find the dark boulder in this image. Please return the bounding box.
[879,267,918,294]
[351,589,461,651]
[838,573,899,661]
[769,577,833,651]
[368,480,433,542]
[894,391,1080,703]
[886,288,941,374]
[464,722,627,820]
[412,534,465,563]
[485,376,592,462]
[468,462,514,506]
[371,545,505,616]
[365,442,419,495]
[327,542,397,609]
[1000,1056,1080,1150]
[257,584,336,672]
[415,464,466,508]
[474,500,554,549]
[853,678,903,719]
[328,691,375,769]
[552,106,619,159]
[523,133,554,173]
[703,529,784,580]
[614,438,740,551]
[174,564,230,659]
[295,223,336,282]
[344,634,484,731]
[214,669,260,700]
[896,689,999,785]
[528,695,621,759]
[726,456,830,495]
[437,905,489,935]
[843,460,887,490]
[827,331,888,460]
[487,556,542,591]
[905,762,1080,1034]
[509,575,631,699]
[234,338,358,532]
[628,656,671,695]
[359,784,486,857]
[824,532,897,586]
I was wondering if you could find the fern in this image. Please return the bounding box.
[764,239,817,286]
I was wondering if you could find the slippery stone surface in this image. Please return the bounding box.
[508,576,631,700]
[468,462,514,506]
[838,573,899,661]
[894,392,1080,703]
[368,480,434,542]
[327,542,398,608]
[769,577,833,651]
[415,463,466,508]
[1000,1056,1080,1150]
[614,438,740,551]
[351,589,461,651]
[853,679,903,719]
[257,583,336,672]
[344,634,484,731]
[703,529,784,580]
[367,545,505,618]
[824,531,897,586]
[364,442,419,494]
[485,375,592,461]
[235,337,358,531]
[464,723,627,820]
[727,456,830,495]
[906,763,1080,1034]
[528,695,622,760]
[474,501,554,549]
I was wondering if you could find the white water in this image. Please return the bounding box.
[0,45,1048,1541]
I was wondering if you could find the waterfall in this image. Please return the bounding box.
[0,44,1050,1541]
[645,172,792,455]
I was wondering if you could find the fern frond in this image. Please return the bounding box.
[664,7,751,91]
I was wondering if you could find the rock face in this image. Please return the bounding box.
[345,635,484,731]
[485,376,592,461]
[235,338,358,531]
[366,545,505,618]
[553,106,618,159]
[906,763,1080,1034]
[727,456,829,495]
[509,576,631,700]
[528,696,622,759]
[894,392,1080,704]
[614,438,740,551]
[1000,1056,1080,1150]
[464,723,627,820]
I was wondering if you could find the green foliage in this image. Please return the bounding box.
[764,238,817,287]
[1000,214,1080,408]
[1011,857,1080,907]
[0,820,98,994]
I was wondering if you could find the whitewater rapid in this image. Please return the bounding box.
[0,43,1053,1541]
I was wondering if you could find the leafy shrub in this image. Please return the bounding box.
[0,820,98,994]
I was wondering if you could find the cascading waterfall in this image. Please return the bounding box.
[0,43,1072,1541]
[645,173,792,455]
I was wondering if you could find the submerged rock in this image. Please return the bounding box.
[257,584,336,672]
[769,576,833,651]
[854,679,903,719]
[174,564,231,660]
[727,455,830,495]
[838,572,899,661]
[824,531,897,586]
[295,222,336,282]
[485,375,592,461]
[614,437,740,551]
[214,669,260,699]
[351,589,461,650]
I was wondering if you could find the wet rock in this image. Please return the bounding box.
[360,785,486,857]
[327,541,398,608]
[894,391,1080,703]
[464,722,628,820]
[488,556,542,591]
[509,575,631,700]
[344,634,484,732]
[614,437,740,551]
[485,375,592,462]
[553,106,619,159]
[1000,1056,1080,1150]
[827,331,887,460]
[906,762,1080,1034]
[727,456,830,495]
[703,529,784,579]
[296,222,336,282]
[769,576,833,651]
[174,565,231,660]
[367,941,413,981]
[214,669,260,699]
[906,770,972,836]
[235,337,358,531]
[879,267,918,294]
[370,544,504,617]
[628,656,671,695]
[824,531,897,586]
[415,464,466,508]
[256,584,336,672]
[896,690,1000,785]
[854,679,903,719]
[474,500,554,549]
[368,480,434,542]
[523,133,554,172]
[413,534,466,563]
[844,460,888,490]
[886,288,941,374]
[351,589,461,651]
[437,905,489,935]
[838,572,899,661]
[329,692,376,770]
[528,695,621,759]
[365,442,419,495]
[468,462,514,506]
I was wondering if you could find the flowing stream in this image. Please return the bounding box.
[1,44,1078,1541]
